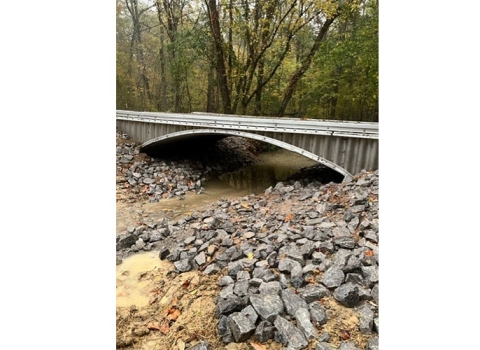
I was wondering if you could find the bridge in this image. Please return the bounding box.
[116,110,379,181]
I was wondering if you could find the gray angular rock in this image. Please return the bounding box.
[347,216,360,232]
[216,295,245,317]
[334,235,356,249]
[233,279,250,297]
[279,273,289,289]
[267,251,278,267]
[227,312,256,342]
[333,282,360,308]
[364,230,378,242]
[358,304,374,334]
[295,307,318,340]
[361,265,379,287]
[279,245,305,265]
[311,251,327,264]
[252,267,278,282]
[236,270,251,281]
[194,251,206,266]
[344,255,362,272]
[249,293,284,322]
[219,275,235,286]
[345,273,364,286]
[117,234,138,250]
[241,305,259,325]
[316,343,333,350]
[217,315,230,337]
[321,266,345,288]
[290,264,304,288]
[203,216,219,226]
[371,284,379,305]
[318,332,330,342]
[255,320,274,343]
[158,247,170,260]
[158,227,170,237]
[299,284,330,303]
[274,315,308,349]
[227,260,245,278]
[174,258,192,272]
[367,337,379,350]
[338,342,360,350]
[249,278,263,287]
[281,288,308,316]
[184,236,196,245]
[142,177,155,184]
[203,263,220,275]
[309,301,327,325]
[306,218,323,225]
[149,230,163,242]
[259,281,282,295]
[278,258,303,274]
[219,284,234,299]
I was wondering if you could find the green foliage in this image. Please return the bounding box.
[116,0,378,121]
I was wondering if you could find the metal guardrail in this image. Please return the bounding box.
[116,110,379,139]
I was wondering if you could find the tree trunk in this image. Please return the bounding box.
[254,58,264,116]
[205,0,231,114]
[277,15,337,117]
[159,27,168,111]
[206,66,218,112]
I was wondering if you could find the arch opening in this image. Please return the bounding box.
[141,129,352,182]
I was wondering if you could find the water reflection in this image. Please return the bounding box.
[218,149,318,193]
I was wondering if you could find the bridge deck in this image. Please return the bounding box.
[116,110,379,181]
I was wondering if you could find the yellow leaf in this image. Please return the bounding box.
[247,252,254,259]
[190,289,198,295]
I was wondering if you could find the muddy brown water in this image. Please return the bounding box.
[219,148,318,192]
[116,148,318,307]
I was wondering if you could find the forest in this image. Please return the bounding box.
[116,0,378,122]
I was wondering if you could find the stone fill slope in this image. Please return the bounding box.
[116,130,379,350]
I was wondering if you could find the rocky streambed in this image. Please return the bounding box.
[116,130,379,350]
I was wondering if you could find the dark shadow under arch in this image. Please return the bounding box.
[141,129,353,181]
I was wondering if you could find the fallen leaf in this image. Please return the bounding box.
[340,330,350,340]
[147,323,161,331]
[365,250,374,257]
[190,289,198,295]
[181,279,191,288]
[160,320,170,334]
[247,252,254,259]
[167,309,181,321]
[285,213,293,222]
[249,341,266,350]
[163,307,173,317]
[241,202,250,208]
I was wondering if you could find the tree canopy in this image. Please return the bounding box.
[116,0,378,121]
